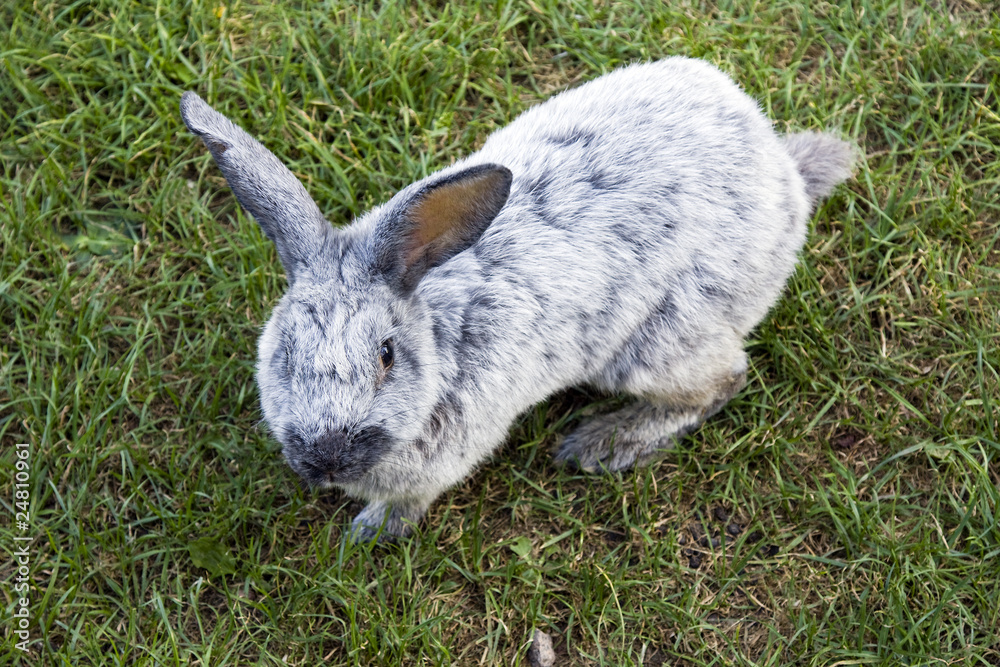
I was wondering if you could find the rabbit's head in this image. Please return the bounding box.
[180,93,510,493]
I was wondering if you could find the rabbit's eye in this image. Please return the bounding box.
[379,339,395,371]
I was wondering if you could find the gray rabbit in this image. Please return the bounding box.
[181,57,854,541]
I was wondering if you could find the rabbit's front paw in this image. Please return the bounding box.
[349,501,427,543]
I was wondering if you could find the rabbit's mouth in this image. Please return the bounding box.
[285,425,391,488]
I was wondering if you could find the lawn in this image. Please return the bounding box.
[1,0,998,664]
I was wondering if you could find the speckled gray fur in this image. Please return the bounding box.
[180,58,855,541]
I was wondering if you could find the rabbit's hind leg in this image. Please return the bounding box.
[555,333,747,472]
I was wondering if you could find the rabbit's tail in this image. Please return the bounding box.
[782,132,856,205]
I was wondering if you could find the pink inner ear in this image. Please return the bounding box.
[403,171,506,269]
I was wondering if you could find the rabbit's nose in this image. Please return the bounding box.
[312,429,351,470]
[287,425,390,487]
[288,429,350,487]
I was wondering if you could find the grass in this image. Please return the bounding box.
[1,0,999,664]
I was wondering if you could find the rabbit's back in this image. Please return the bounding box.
[422,58,809,396]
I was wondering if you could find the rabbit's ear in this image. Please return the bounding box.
[180,92,334,284]
[374,164,512,293]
